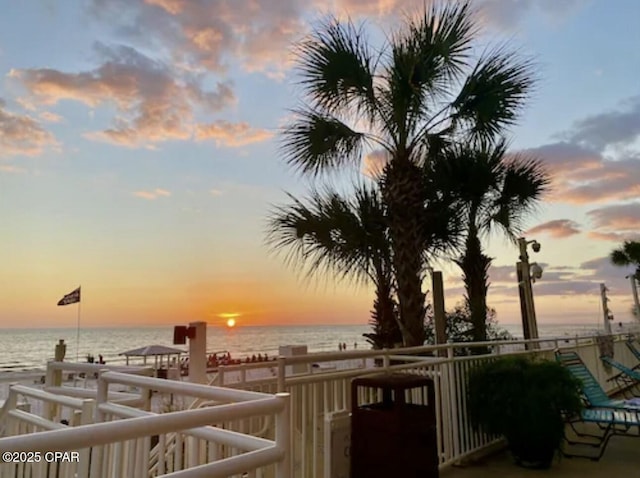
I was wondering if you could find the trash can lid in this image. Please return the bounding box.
[352,373,432,389]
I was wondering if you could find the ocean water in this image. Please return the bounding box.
[0,322,624,374]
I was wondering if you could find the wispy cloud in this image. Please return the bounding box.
[564,95,640,151]
[10,44,235,148]
[195,121,273,147]
[519,142,640,205]
[0,164,28,174]
[89,0,306,77]
[526,219,581,238]
[39,111,63,123]
[133,188,172,200]
[587,203,640,242]
[0,98,57,157]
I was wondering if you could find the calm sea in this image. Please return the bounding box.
[0,323,616,374]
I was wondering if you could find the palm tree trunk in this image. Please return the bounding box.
[373,272,402,349]
[382,158,427,347]
[458,230,492,348]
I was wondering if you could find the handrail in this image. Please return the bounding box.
[101,370,271,402]
[167,446,283,478]
[7,410,68,431]
[9,384,87,409]
[276,332,630,365]
[99,402,274,451]
[0,395,287,452]
[47,361,154,375]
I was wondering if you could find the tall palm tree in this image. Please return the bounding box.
[266,184,402,349]
[432,140,549,344]
[610,240,640,281]
[281,1,535,345]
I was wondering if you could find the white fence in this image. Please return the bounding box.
[0,366,291,478]
[0,332,637,478]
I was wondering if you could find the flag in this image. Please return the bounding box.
[57,287,81,306]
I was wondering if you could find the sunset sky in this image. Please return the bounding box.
[1,0,639,329]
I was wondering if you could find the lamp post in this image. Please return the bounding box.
[626,274,640,319]
[517,237,542,348]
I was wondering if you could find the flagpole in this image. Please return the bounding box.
[76,287,81,362]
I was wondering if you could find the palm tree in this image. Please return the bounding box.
[432,139,549,344]
[266,184,402,349]
[281,1,535,345]
[610,241,640,281]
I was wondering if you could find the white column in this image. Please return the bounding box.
[188,321,207,384]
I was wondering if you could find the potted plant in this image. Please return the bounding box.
[467,356,583,469]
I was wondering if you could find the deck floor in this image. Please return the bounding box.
[441,434,638,478]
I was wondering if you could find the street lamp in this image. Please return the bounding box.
[625,274,640,319]
[516,237,543,348]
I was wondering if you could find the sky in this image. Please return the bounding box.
[0,0,639,330]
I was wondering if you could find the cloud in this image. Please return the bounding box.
[89,0,306,77]
[210,188,224,197]
[521,142,640,204]
[586,204,640,242]
[480,255,637,301]
[579,256,635,291]
[565,95,640,151]
[489,265,517,282]
[10,44,235,148]
[479,0,585,30]
[133,188,172,199]
[0,164,28,174]
[195,121,273,147]
[38,111,63,123]
[85,0,585,82]
[526,219,581,238]
[330,0,585,30]
[0,99,57,157]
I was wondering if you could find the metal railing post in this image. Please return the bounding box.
[77,399,95,478]
[91,371,108,477]
[447,345,460,460]
[277,357,286,392]
[275,392,291,478]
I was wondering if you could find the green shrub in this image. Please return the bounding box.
[467,356,583,468]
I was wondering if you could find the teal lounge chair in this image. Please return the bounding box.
[600,355,640,396]
[625,339,640,363]
[564,407,640,460]
[555,351,640,410]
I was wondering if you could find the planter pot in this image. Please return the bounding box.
[509,439,556,469]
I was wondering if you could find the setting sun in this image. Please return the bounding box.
[226,318,236,328]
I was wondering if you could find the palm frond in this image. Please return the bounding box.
[610,241,640,270]
[296,17,379,120]
[610,249,630,267]
[281,109,365,177]
[265,185,391,287]
[385,2,477,142]
[491,154,550,236]
[451,46,536,141]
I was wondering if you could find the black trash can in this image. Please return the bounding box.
[350,373,438,478]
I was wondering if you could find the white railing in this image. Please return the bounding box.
[0,371,291,478]
[265,333,637,476]
[1,332,636,478]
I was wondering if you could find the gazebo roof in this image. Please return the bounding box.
[119,344,185,357]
